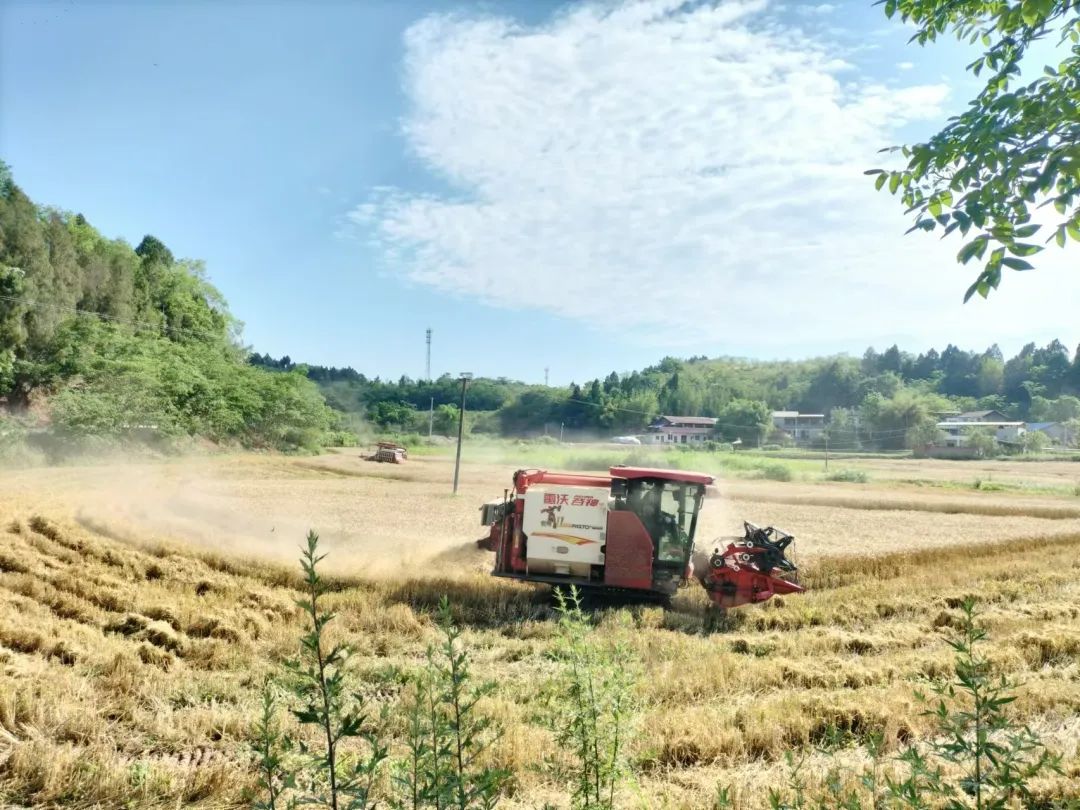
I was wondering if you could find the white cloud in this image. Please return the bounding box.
[352,0,1079,353]
[896,60,915,70]
[797,3,836,15]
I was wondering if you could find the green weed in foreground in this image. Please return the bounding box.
[251,532,507,810]
[392,597,508,810]
[545,587,638,810]
[287,530,387,809]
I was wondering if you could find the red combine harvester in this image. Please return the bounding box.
[477,466,804,608]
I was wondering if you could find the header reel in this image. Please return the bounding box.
[699,521,804,609]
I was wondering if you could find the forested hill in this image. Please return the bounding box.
[253,339,1080,450]
[0,162,335,458]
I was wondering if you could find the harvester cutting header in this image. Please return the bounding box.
[478,466,804,608]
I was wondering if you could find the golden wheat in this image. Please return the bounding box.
[0,452,1077,808]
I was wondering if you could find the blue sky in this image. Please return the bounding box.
[2,0,1077,385]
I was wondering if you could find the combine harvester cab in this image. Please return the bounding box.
[478,466,804,608]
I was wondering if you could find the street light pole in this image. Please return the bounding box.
[452,373,472,494]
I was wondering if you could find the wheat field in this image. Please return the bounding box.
[1,450,1079,808]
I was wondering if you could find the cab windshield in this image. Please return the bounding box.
[624,479,702,565]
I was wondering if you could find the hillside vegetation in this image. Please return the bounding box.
[0,163,335,458]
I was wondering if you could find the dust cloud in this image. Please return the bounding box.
[7,453,495,580]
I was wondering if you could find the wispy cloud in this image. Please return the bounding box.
[350,0,1078,351]
[896,60,915,70]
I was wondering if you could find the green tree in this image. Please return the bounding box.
[134,234,175,266]
[715,398,771,446]
[860,390,946,450]
[967,426,1000,458]
[801,359,861,414]
[872,0,1080,300]
[975,355,1004,397]
[499,387,562,435]
[1021,429,1050,452]
[369,401,420,430]
[433,403,459,437]
[908,418,946,449]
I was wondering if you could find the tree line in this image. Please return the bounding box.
[252,340,1080,450]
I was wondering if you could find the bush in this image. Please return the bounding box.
[758,462,793,482]
[825,468,868,483]
[32,319,336,454]
[529,435,560,445]
[761,443,783,452]
[324,430,359,447]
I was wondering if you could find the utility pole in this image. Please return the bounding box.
[544,367,549,387]
[428,397,434,439]
[425,328,432,381]
[824,434,829,472]
[560,421,565,443]
[452,373,473,494]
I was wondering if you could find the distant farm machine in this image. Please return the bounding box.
[368,441,408,464]
[477,466,804,609]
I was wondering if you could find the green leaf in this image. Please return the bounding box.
[957,239,982,264]
[1021,0,1040,26]
[929,199,943,218]
[875,173,887,191]
[1001,257,1034,270]
[988,248,1005,271]
[888,173,901,194]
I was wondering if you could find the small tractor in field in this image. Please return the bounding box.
[368,442,408,464]
[477,466,804,608]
